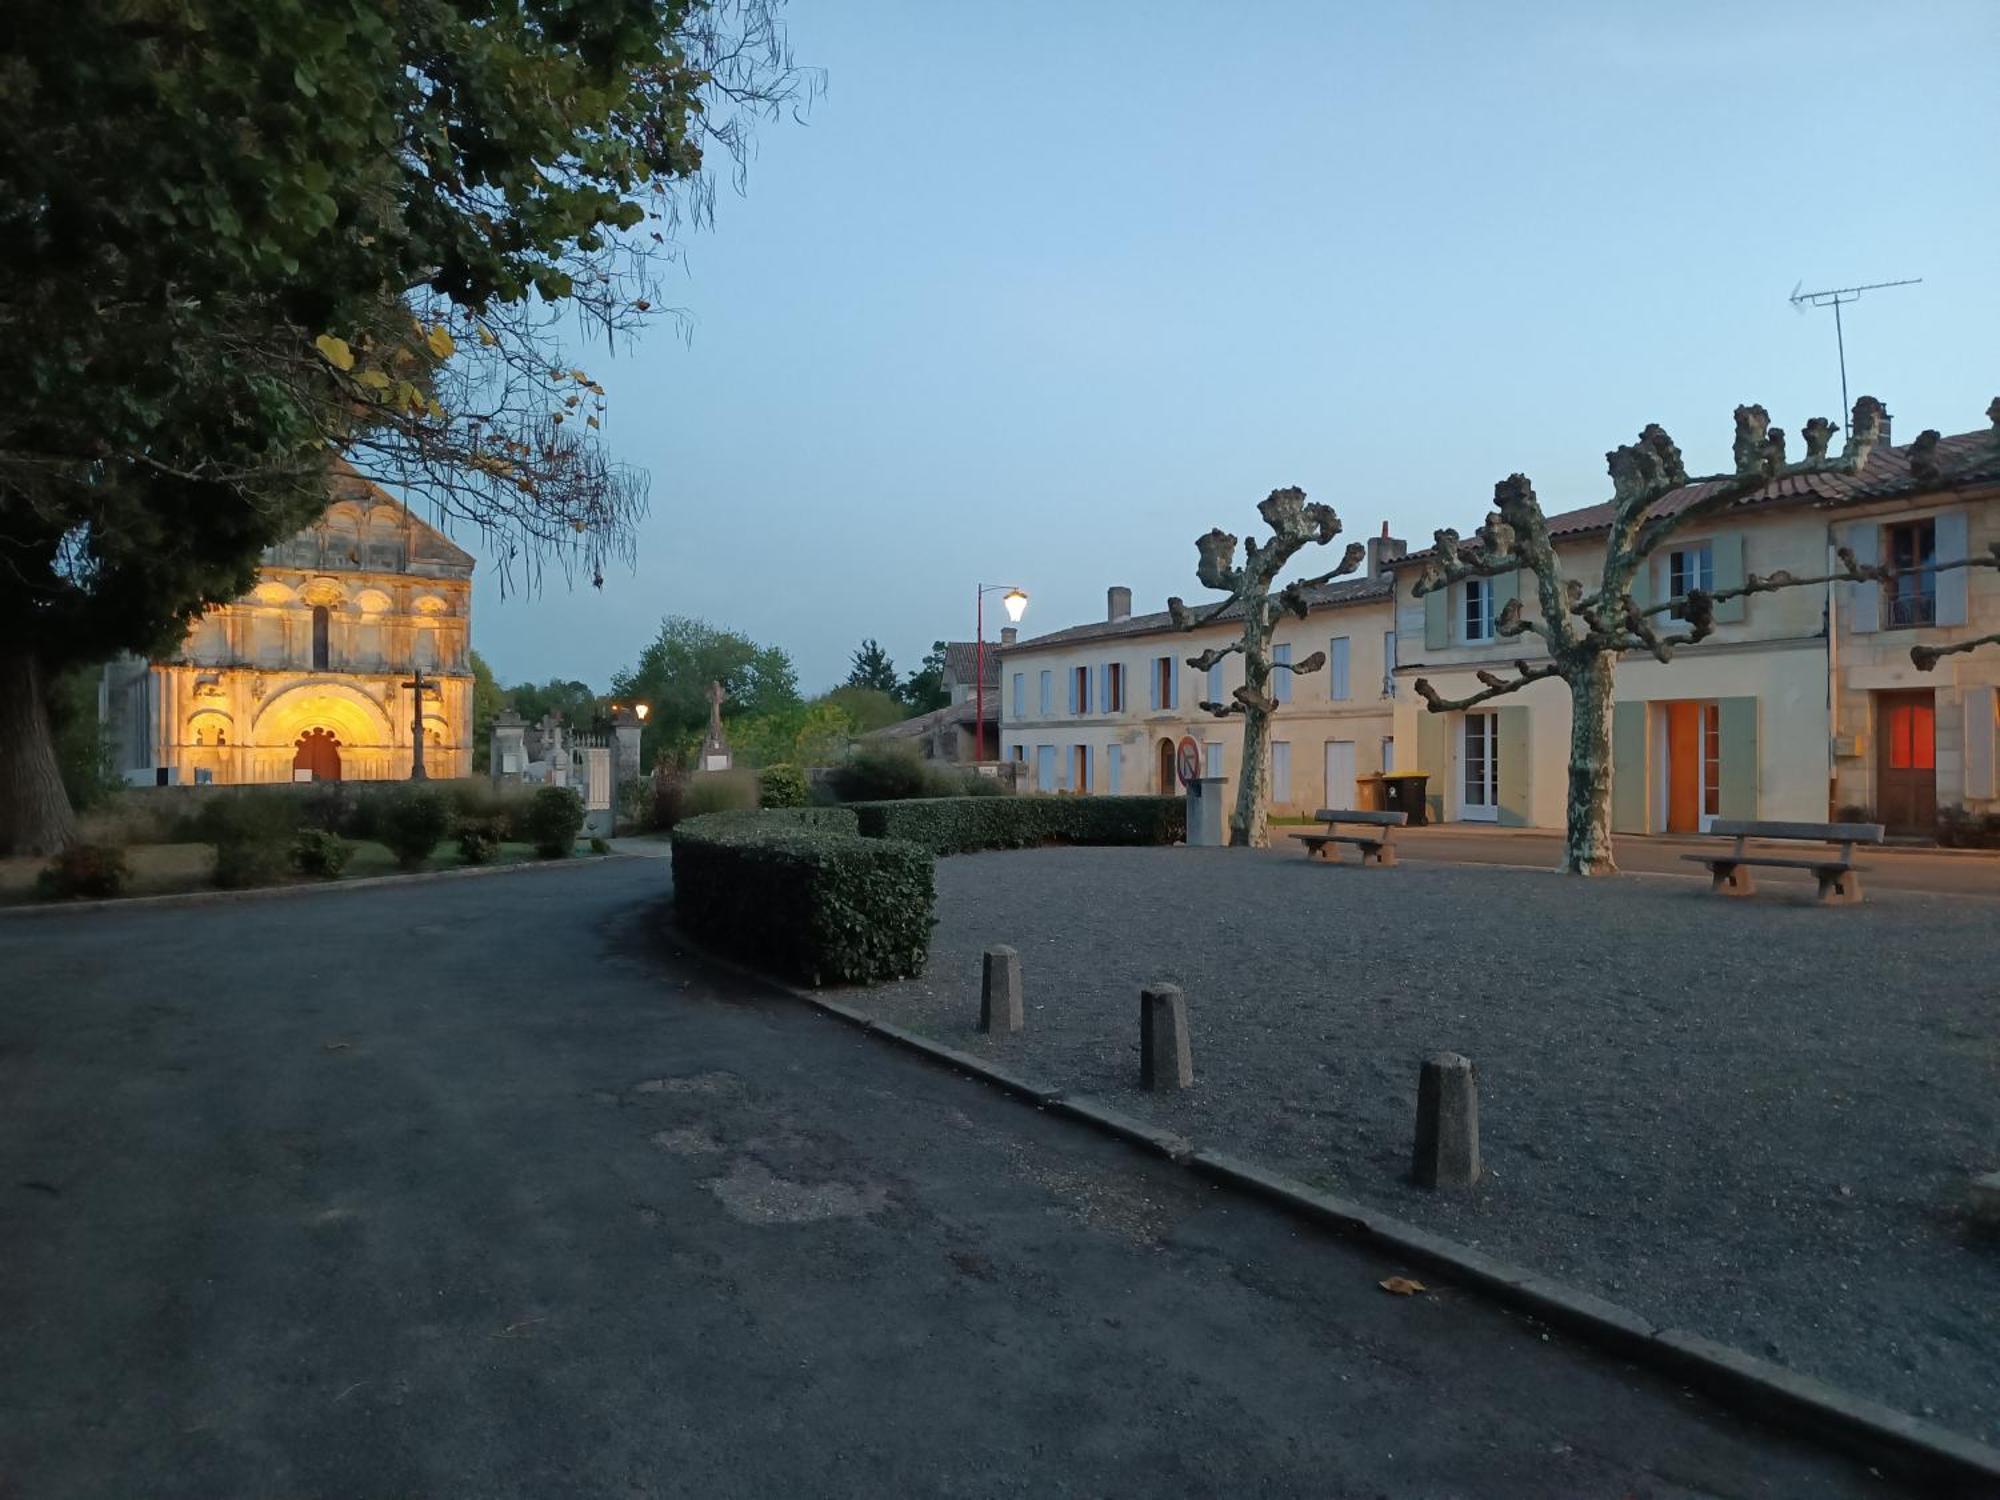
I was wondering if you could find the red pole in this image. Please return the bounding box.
[974,586,985,765]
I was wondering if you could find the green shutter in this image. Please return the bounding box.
[1611,699,1648,834]
[1416,709,1446,822]
[1497,706,1532,827]
[1629,557,1653,614]
[1423,588,1449,651]
[1718,696,1759,819]
[1711,534,1746,624]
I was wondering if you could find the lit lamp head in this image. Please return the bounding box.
[1002,588,1029,624]
[634,703,650,721]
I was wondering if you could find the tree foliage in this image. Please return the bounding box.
[899,641,950,713]
[610,615,801,768]
[845,638,899,693]
[0,0,815,853]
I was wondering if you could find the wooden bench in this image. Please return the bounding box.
[1680,818,1884,904]
[1288,808,1408,867]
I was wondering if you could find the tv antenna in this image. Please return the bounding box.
[1789,277,1921,429]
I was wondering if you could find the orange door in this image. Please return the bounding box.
[1664,702,1701,833]
[1876,691,1936,835]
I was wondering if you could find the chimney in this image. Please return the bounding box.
[1000,626,1018,647]
[1107,586,1132,622]
[1877,406,1892,446]
[1367,521,1407,581]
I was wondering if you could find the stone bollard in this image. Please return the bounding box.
[1140,984,1193,1090]
[1412,1052,1480,1189]
[980,945,1023,1034]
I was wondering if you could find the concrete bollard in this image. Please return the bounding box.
[980,945,1023,1034]
[1412,1052,1480,1189]
[1140,984,1193,1090]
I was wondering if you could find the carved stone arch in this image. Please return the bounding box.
[251,680,395,753]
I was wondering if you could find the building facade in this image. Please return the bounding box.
[1387,414,2000,836]
[999,547,1403,815]
[103,465,476,785]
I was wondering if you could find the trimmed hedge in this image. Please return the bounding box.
[846,794,1185,855]
[670,808,931,987]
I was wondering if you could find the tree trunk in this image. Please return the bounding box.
[1231,705,1273,847]
[0,645,80,857]
[1560,651,1617,876]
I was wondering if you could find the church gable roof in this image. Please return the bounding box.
[264,461,476,578]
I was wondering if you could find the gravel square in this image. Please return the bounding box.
[852,846,2000,1443]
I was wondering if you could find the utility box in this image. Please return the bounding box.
[1186,776,1229,846]
[1353,772,1387,812]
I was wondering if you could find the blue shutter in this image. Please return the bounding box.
[1935,510,1970,627]
[1067,668,1077,716]
[1843,522,1880,634]
[1167,658,1179,710]
[1149,659,1161,711]
[1011,673,1024,719]
[1273,644,1292,703]
[1329,637,1350,701]
[1108,743,1123,794]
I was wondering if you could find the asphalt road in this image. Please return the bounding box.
[0,861,1910,1498]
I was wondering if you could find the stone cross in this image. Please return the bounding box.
[700,680,732,769]
[402,667,429,781]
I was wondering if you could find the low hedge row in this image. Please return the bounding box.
[670,808,931,987]
[845,794,1186,855]
[669,795,1184,986]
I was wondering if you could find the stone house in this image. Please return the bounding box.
[102,464,475,785]
[1387,409,2000,836]
[997,532,1406,813]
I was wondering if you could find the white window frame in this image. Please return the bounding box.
[1665,541,1715,603]
[1463,579,1494,644]
[1460,712,1499,820]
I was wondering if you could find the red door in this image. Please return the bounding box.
[293,728,342,782]
[1875,691,1935,836]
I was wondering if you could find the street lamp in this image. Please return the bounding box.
[976,582,1028,765]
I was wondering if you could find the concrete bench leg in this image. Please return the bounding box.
[1816,869,1862,905]
[1361,841,1395,868]
[1708,862,1754,897]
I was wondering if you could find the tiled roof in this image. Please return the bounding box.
[1002,575,1393,656]
[941,640,1000,690]
[860,697,985,741]
[1391,418,2000,565]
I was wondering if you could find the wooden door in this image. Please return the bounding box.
[1323,740,1356,810]
[1876,691,1935,835]
[1664,701,1701,833]
[1157,738,1175,794]
[293,728,342,782]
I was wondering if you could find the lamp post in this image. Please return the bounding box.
[975,583,1029,765]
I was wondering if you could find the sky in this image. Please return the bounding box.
[472,0,2000,697]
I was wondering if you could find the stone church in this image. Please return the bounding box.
[103,464,475,785]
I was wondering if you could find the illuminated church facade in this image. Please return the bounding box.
[103,466,475,785]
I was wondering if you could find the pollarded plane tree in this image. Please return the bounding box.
[1412,398,1903,877]
[1908,403,2000,672]
[1165,487,1366,849]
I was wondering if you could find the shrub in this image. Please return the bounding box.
[456,815,507,865]
[290,827,351,878]
[521,785,585,857]
[825,745,962,803]
[212,836,288,890]
[758,762,809,809]
[671,809,931,986]
[193,790,298,847]
[680,770,759,821]
[589,835,612,855]
[380,787,451,869]
[1937,804,2000,850]
[35,843,130,901]
[846,795,1185,855]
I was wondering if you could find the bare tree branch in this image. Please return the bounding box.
[1914,633,2000,671]
[1413,660,1562,713]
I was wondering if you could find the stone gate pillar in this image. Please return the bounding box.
[491,710,527,784]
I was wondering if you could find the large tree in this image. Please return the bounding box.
[1166,487,1364,848]
[609,615,800,769]
[1409,399,1902,875]
[845,639,899,693]
[0,0,814,852]
[899,642,949,714]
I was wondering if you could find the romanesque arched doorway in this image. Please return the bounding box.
[294,728,342,781]
[1157,737,1177,795]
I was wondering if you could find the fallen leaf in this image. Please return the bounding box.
[1378,1276,1427,1296]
